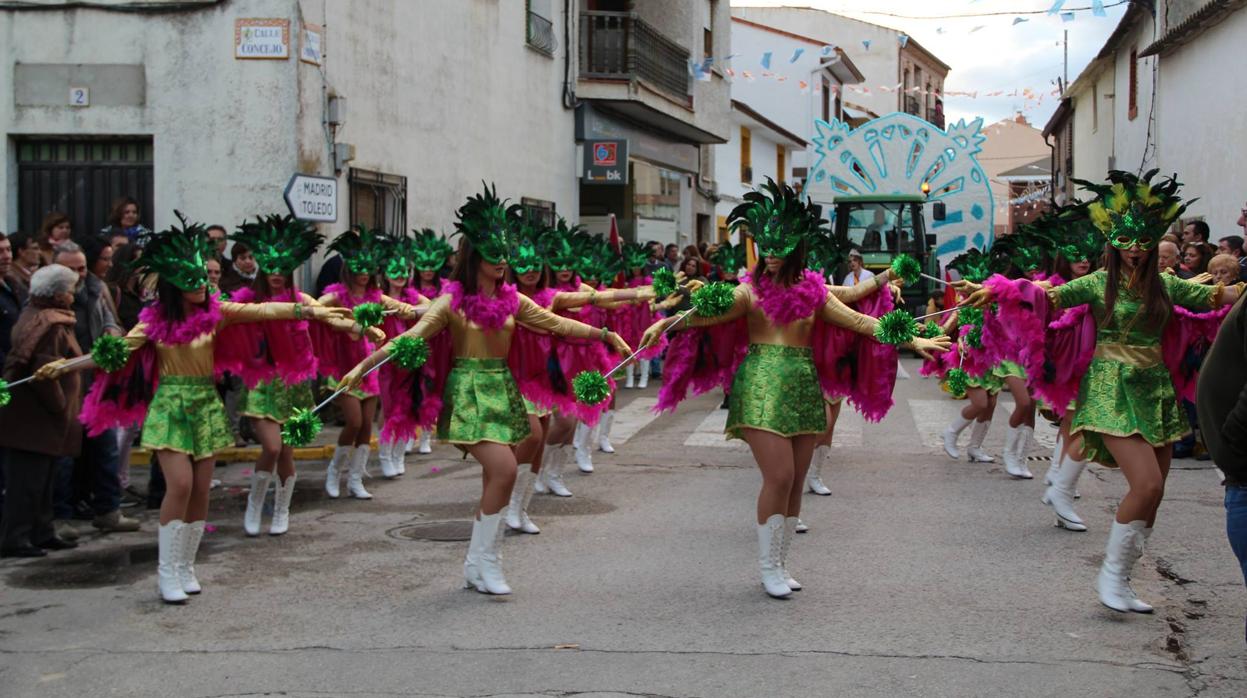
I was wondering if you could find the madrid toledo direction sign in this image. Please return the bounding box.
[284,173,338,223]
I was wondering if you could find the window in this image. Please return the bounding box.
[1092,79,1099,131]
[703,0,716,61]
[740,126,752,183]
[821,76,831,121]
[776,145,786,184]
[520,197,556,226]
[349,168,407,234]
[526,0,556,56]
[633,161,681,221]
[1128,47,1138,121]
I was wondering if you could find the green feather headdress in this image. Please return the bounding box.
[1072,169,1190,252]
[712,241,748,275]
[728,177,825,260]
[1050,207,1104,264]
[329,225,387,276]
[508,210,547,275]
[231,214,324,276]
[454,183,515,264]
[132,211,216,291]
[805,230,851,281]
[411,228,454,272]
[621,242,649,272]
[542,218,584,271]
[947,247,995,284]
[379,229,416,280]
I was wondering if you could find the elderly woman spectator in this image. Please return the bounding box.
[0,265,84,557]
[1208,254,1240,287]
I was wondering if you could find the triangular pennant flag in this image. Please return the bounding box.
[798,80,809,93]
[897,34,909,48]
[820,44,836,57]
[862,39,872,50]
[970,25,985,33]
[1092,0,1107,16]
[1061,11,1075,22]
[1047,0,1066,15]
[760,51,772,69]
[789,48,805,63]
[1012,17,1028,25]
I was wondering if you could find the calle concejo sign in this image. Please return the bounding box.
[583,139,628,185]
[235,18,291,60]
[284,174,338,222]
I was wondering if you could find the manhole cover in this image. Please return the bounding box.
[389,520,473,542]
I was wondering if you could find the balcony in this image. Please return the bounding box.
[904,95,921,116]
[526,10,557,56]
[580,11,690,103]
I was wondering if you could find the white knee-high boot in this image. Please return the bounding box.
[506,469,541,534]
[347,446,373,499]
[417,430,433,454]
[243,469,273,537]
[1046,432,1065,485]
[805,445,832,495]
[637,359,650,388]
[756,514,792,599]
[325,445,352,498]
[573,423,594,473]
[177,520,206,594]
[598,410,616,453]
[965,420,995,463]
[780,516,802,591]
[157,520,189,604]
[943,414,972,459]
[270,474,297,535]
[1097,520,1153,613]
[625,362,636,388]
[379,439,400,479]
[1042,455,1087,531]
[541,445,573,497]
[463,511,512,595]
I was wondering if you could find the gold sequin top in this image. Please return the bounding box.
[121,302,314,378]
[401,294,604,359]
[686,282,882,347]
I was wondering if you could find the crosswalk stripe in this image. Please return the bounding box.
[907,398,1059,453]
[684,409,747,449]
[610,397,659,446]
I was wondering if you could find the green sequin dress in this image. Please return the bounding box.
[141,376,234,460]
[242,378,314,424]
[726,344,827,440]
[438,358,532,445]
[1053,271,1217,467]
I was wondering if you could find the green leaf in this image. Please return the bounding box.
[353,302,386,329]
[874,309,917,346]
[691,282,736,317]
[389,335,429,371]
[91,335,131,373]
[281,408,323,447]
[572,370,611,406]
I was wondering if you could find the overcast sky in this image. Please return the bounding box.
[731,0,1130,127]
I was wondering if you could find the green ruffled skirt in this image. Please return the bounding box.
[523,397,552,418]
[726,344,826,440]
[1071,357,1188,467]
[141,376,233,460]
[992,360,1027,381]
[242,378,313,424]
[965,368,1004,394]
[438,358,531,446]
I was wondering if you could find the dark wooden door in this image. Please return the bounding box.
[16,138,154,238]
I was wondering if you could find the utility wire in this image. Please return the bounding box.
[847,1,1129,21]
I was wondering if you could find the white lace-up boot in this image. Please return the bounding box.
[780,517,802,591]
[324,445,351,498]
[157,521,189,604]
[965,420,995,463]
[505,469,541,534]
[346,446,373,499]
[598,410,616,453]
[243,469,273,536]
[270,474,296,535]
[943,414,972,459]
[1042,455,1087,531]
[573,423,594,473]
[177,520,206,594]
[805,445,832,495]
[757,514,792,599]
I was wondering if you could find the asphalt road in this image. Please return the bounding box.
[2,360,1245,698]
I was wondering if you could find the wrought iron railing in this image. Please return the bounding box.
[580,11,691,101]
[526,10,557,56]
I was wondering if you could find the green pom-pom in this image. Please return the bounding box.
[572,370,611,406]
[652,267,677,299]
[91,335,131,373]
[945,368,970,397]
[922,320,942,339]
[957,306,984,328]
[353,302,386,329]
[0,378,10,407]
[964,324,984,349]
[389,335,429,371]
[891,254,922,284]
[874,309,917,346]
[691,282,736,317]
[281,408,323,447]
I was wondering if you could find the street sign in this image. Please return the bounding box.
[583,139,628,185]
[283,173,338,222]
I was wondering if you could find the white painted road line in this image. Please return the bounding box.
[610,397,659,446]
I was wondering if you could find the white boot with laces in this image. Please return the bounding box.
[965,420,995,463]
[598,410,616,453]
[157,521,189,604]
[943,414,972,459]
[756,514,792,599]
[346,446,373,499]
[805,445,832,495]
[324,445,351,498]
[243,469,273,537]
[573,423,594,473]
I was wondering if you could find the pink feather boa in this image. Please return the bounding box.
[445,281,518,330]
[214,287,317,388]
[138,294,222,346]
[78,344,158,437]
[311,283,381,393]
[743,270,828,325]
[380,330,452,443]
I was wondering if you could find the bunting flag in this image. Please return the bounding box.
[1061,11,1075,22]
[789,47,804,63]
[862,39,871,50]
[820,44,837,57]
[1092,0,1107,16]
[760,51,772,69]
[897,33,909,48]
[1047,0,1067,14]
[1012,17,1029,25]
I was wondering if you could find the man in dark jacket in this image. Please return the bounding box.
[0,265,83,557]
[1196,293,1247,623]
[0,233,28,518]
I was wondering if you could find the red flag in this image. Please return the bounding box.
[608,213,624,287]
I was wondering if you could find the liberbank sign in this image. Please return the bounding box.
[582,139,628,185]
